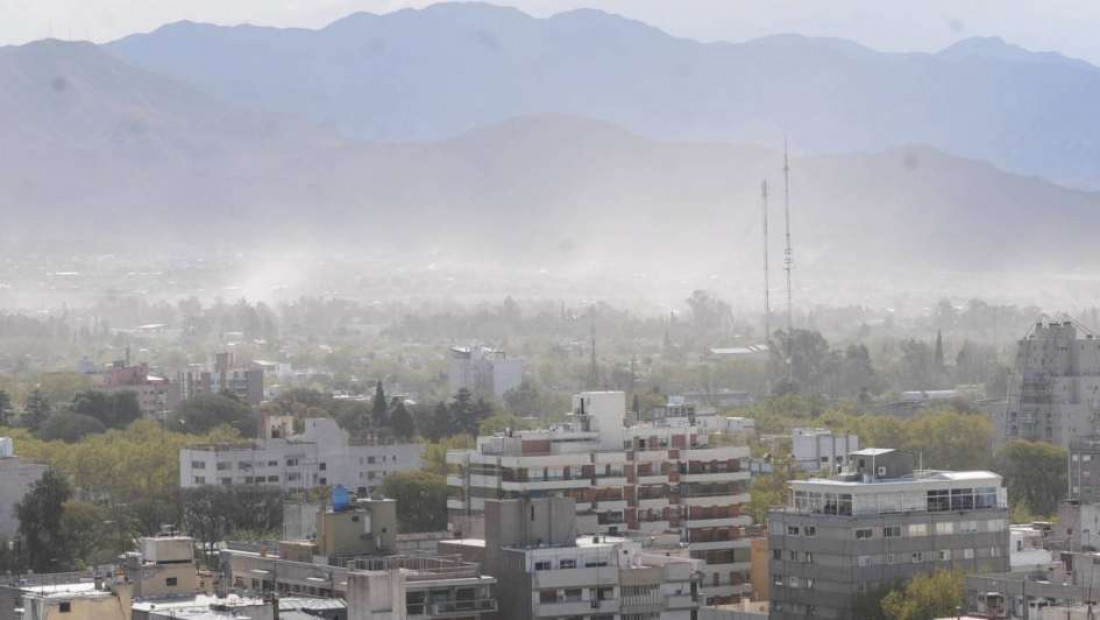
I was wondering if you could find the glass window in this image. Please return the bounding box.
[883,526,901,538]
[855,528,874,540]
[950,488,974,510]
[936,522,954,535]
[975,487,998,509]
[787,525,800,536]
[804,526,817,537]
[908,524,928,537]
[927,489,950,512]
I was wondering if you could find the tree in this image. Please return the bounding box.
[503,381,541,416]
[172,393,258,436]
[447,389,489,437]
[934,330,945,369]
[38,414,107,443]
[880,569,964,620]
[390,400,416,440]
[371,381,388,428]
[17,469,72,572]
[421,402,450,442]
[71,390,142,429]
[380,472,449,533]
[996,440,1067,517]
[23,389,50,432]
[0,390,12,427]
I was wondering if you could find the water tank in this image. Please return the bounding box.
[0,438,14,458]
[332,485,350,512]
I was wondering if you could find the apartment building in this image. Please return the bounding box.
[791,427,859,473]
[448,391,757,603]
[0,438,47,538]
[100,362,178,416]
[440,496,702,620]
[178,352,265,405]
[996,321,1100,448]
[180,417,422,494]
[449,346,523,399]
[768,448,1010,620]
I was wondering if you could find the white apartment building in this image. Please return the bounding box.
[997,321,1100,448]
[448,345,523,399]
[791,428,859,472]
[180,417,422,495]
[447,391,757,604]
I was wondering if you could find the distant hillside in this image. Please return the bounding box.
[108,3,1100,189]
[0,39,341,243]
[1,39,1097,285]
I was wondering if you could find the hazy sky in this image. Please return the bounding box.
[2,0,1097,64]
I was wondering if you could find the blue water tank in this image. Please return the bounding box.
[332,485,350,512]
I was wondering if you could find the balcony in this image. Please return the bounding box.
[422,598,497,617]
[682,493,750,507]
[532,567,618,589]
[680,471,750,483]
[637,496,670,510]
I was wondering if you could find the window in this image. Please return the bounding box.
[320,462,327,471]
[560,559,576,569]
[986,519,1006,532]
[773,549,782,560]
[908,524,928,537]
[805,578,815,590]
[217,461,231,471]
[535,561,552,571]
[268,475,278,482]
[950,488,974,510]
[238,462,250,470]
[804,552,814,564]
[773,574,783,586]
[368,456,376,464]
[938,549,952,561]
[220,478,232,486]
[59,602,71,613]
[193,476,206,485]
[539,590,557,603]
[287,473,301,482]
[959,520,978,533]
[886,553,899,565]
[935,522,954,535]
[990,546,1002,558]
[975,487,998,509]
[166,577,178,587]
[963,548,975,559]
[191,461,206,470]
[855,528,873,540]
[787,525,800,536]
[883,526,901,538]
[804,525,817,537]
[911,552,924,563]
[788,550,799,562]
[286,458,299,466]
[927,489,950,512]
[268,460,278,467]
[857,556,872,567]
[789,576,801,589]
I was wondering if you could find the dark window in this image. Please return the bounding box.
[59,602,71,613]
[166,577,178,587]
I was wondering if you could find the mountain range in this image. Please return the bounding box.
[107,3,1100,190]
[1,3,1098,290]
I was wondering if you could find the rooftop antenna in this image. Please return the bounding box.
[761,180,771,345]
[589,306,599,390]
[783,138,795,382]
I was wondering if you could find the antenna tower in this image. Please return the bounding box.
[783,139,794,381]
[762,180,771,345]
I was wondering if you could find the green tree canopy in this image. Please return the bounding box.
[880,569,964,620]
[380,471,448,533]
[38,414,107,443]
[996,439,1066,517]
[172,393,258,436]
[17,469,72,573]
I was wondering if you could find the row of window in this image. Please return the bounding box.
[192,454,401,470]
[785,519,1005,539]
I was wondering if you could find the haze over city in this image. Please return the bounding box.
[0,2,1096,619]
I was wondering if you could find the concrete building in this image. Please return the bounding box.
[1068,436,1100,503]
[178,352,265,406]
[963,550,1100,619]
[1009,524,1055,571]
[0,578,133,620]
[100,362,178,417]
[997,321,1100,448]
[790,428,859,473]
[448,346,523,400]
[0,438,47,538]
[180,417,422,495]
[768,448,1010,620]
[440,496,702,620]
[222,549,496,619]
[448,391,758,604]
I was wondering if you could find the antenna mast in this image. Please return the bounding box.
[762,180,771,344]
[783,139,794,382]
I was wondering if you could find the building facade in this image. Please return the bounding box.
[180,417,422,495]
[448,346,523,399]
[100,362,178,417]
[448,391,757,603]
[768,449,1010,620]
[177,352,265,406]
[997,321,1100,448]
[440,496,702,620]
[0,438,47,538]
[791,428,859,473]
